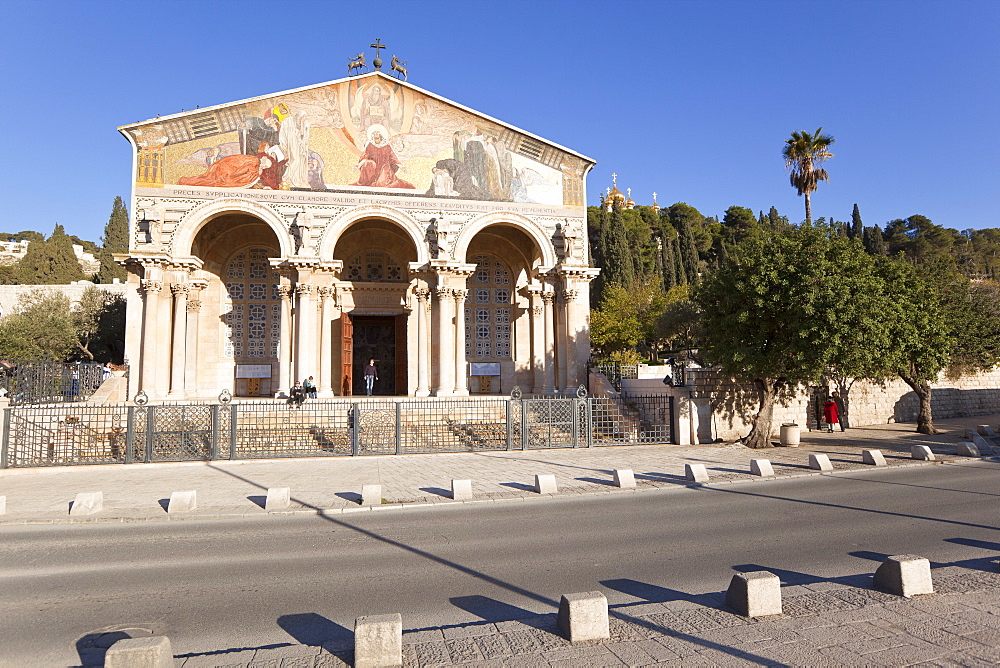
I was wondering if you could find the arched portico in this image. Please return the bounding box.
[319,205,429,265]
[171,198,296,259]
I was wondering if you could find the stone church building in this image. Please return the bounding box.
[118,71,598,401]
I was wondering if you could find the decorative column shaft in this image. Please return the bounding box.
[556,290,571,393]
[542,291,556,394]
[295,283,315,384]
[318,287,334,396]
[435,286,455,396]
[277,285,293,395]
[139,279,162,396]
[169,284,189,396]
[184,297,201,397]
[528,288,545,394]
[453,289,469,396]
[415,288,430,397]
[562,288,582,389]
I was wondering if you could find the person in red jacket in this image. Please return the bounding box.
[823,396,840,433]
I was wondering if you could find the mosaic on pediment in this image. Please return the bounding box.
[125,75,587,209]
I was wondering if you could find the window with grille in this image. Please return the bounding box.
[345,250,405,282]
[223,247,280,359]
[464,254,513,359]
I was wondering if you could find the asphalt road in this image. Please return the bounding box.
[2,460,998,666]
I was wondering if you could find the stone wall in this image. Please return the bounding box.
[623,366,1000,443]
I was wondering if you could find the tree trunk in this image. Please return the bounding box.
[900,374,938,434]
[744,378,779,449]
[804,192,812,225]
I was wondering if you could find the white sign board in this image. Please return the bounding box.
[470,363,501,376]
[236,364,272,379]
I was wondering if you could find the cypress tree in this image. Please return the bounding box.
[16,224,86,285]
[97,196,129,283]
[672,234,686,286]
[863,225,888,255]
[604,199,635,288]
[850,203,864,240]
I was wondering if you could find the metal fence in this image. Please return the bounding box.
[0,395,675,468]
[0,360,108,405]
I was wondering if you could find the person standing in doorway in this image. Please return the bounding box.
[364,359,377,396]
[823,395,840,433]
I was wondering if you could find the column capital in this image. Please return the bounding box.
[541,291,556,305]
[434,286,452,300]
[295,283,314,296]
[186,299,202,313]
[414,287,431,302]
[317,286,335,300]
[560,289,580,303]
[170,283,190,296]
[451,288,468,302]
[141,279,162,294]
[277,285,294,300]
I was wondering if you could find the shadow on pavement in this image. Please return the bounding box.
[276,612,352,646]
[450,594,536,622]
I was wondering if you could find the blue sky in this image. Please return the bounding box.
[2,0,997,241]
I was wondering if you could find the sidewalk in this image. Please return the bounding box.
[168,562,1000,667]
[1,415,996,525]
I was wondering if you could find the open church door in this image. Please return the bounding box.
[341,312,353,395]
[395,313,408,396]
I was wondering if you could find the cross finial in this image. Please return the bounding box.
[627,187,631,198]
[370,38,386,70]
[652,192,658,204]
[611,172,617,188]
[606,187,611,196]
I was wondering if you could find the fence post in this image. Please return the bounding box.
[395,402,402,455]
[210,404,220,460]
[144,406,155,463]
[586,398,593,448]
[506,400,514,451]
[351,404,360,456]
[228,404,237,460]
[520,399,528,450]
[0,407,11,469]
[125,406,135,464]
[571,398,580,448]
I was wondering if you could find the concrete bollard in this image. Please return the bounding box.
[534,474,558,494]
[557,591,610,643]
[750,459,774,477]
[361,485,382,506]
[911,445,935,461]
[779,423,800,447]
[104,636,174,668]
[685,463,709,483]
[956,442,980,457]
[971,434,994,454]
[613,469,636,488]
[0,495,6,515]
[966,428,981,441]
[354,613,402,668]
[808,454,833,471]
[167,490,197,513]
[978,424,997,438]
[265,487,290,510]
[451,479,473,500]
[726,571,782,617]
[70,491,104,516]
[873,554,934,597]
[862,449,887,466]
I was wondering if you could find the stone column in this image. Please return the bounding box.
[556,290,572,393]
[435,286,455,396]
[562,288,584,389]
[527,287,545,394]
[184,295,202,398]
[414,288,430,397]
[277,285,293,396]
[168,284,189,397]
[295,283,314,385]
[317,287,334,397]
[542,291,556,394]
[139,279,162,396]
[453,288,469,396]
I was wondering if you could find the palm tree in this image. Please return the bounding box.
[783,128,835,224]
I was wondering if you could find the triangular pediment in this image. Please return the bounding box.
[120,72,592,209]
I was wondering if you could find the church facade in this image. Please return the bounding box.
[118,71,597,400]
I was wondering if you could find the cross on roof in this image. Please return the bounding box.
[611,173,617,187]
[370,38,386,69]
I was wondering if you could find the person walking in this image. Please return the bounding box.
[364,359,377,396]
[831,391,848,431]
[823,395,840,433]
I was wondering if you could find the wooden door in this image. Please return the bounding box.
[341,312,353,396]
